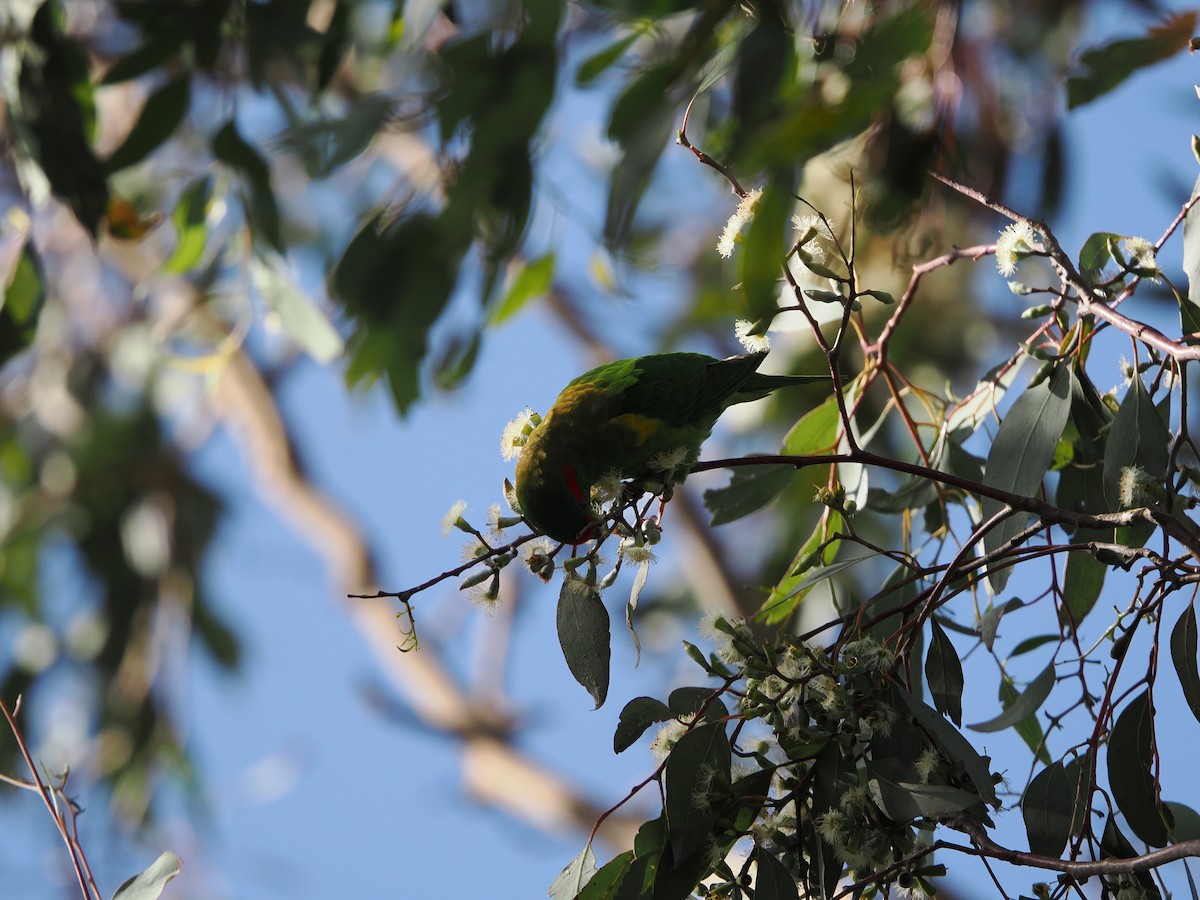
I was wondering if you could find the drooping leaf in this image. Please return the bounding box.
[1181,172,1200,338]
[926,618,963,726]
[1100,817,1165,899]
[556,582,611,708]
[1171,603,1200,724]
[978,598,1024,651]
[894,686,998,807]
[0,245,45,368]
[111,851,181,900]
[1107,690,1172,847]
[212,120,282,250]
[576,33,639,85]
[969,662,1055,733]
[867,757,983,819]
[1060,547,1107,629]
[1022,759,1077,858]
[104,75,191,174]
[753,845,800,900]
[548,844,597,900]
[1102,375,1169,509]
[982,365,1071,592]
[663,722,730,862]
[1067,13,1198,109]
[999,671,1050,764]
[704,464,795,525]
[739,181,792,327]
[614,696,673,753]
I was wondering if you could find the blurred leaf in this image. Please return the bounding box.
[982,365,1071,592]
[926,618,963,726]
[102,26,188,84]
[614,696,673,753]
[490,254,556,325]
[14,0,109,234]
[664,722,730,862]
[249,254,344,363]
[604,63,676,247]
[212,120,282,250]
[704,464,794,525]
[104,75,191,174]
[111,851,181,900]
[1108,691,1172,847]
[334,213,461,413]
[164,177,212,273]
[1011,635,1058,657]
[1067,13,1198,109]
[277,95,394,177]
[969,662,1055,733]
[739,181,791,327]
[1172,603,1200,724]
[316,0,351,93]
[0,245,45,368]
[577,33,639,85]
[557,582,611,708]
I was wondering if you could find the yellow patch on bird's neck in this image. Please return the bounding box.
[609,412,661,446]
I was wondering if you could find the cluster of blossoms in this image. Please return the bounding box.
[682,620,947,896]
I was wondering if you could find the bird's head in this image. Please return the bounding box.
[515,454,599,545]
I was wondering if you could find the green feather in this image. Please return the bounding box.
[514,350,825,543]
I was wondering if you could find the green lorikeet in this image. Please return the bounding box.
[514,350,826,543]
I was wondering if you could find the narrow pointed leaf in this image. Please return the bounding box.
[982,365,1071,592]
[1108,691,1172,847]
[557,583,611,708]
[1171,603,1200,724]
[969,662,1055,733]
[926,618,964,726]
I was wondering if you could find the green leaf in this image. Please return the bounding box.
[926,618,964,726]
[1060,550,1107,629]
[978,598,1024,651]
[1107,690,1172,847]
[104,75,191,174]
[1172,603,1200,724]
[556,582,611,708]
[1011,634,1059,657]
[663,722,730,863]
[1022,760,1077,858]
[968,662,1055,733]
[111,851,181,900]
[753,846,799,900]
[1067,13,1198,109]
[757,511,843,625]
[783,394,840,454]
[981,365,1071,592]
[894,686,998,807]
[0,245,45,368]
[212,120,282,250]
[489,254,555,325]
[1181,173,1200,338]
[577,851,635,900]
[739,181,792,327]
[549,844,597,900]
[999,672,1050,764]
[704,464,794,525]
[867,757,983,818]
[1100,818,1164,898]
[576,33,638,85]
[1102,375,1169,509]
[1167,803,1200,842]
[614,696,673,753]
[667,686,728,722]
[603,62,674,247]
[163,176,211,273]
[249,254,343,363]
[1077,231,1120,277]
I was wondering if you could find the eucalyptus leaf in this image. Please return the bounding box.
[556,582,611,708]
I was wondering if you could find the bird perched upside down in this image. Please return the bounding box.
[513,350,826,544]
